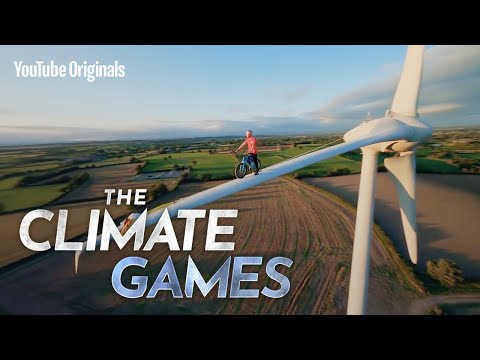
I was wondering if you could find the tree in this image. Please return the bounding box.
[148,183,169,201]
[328,168,351,176]
[197,174,211,181]
[377,164,387,172]
[426,259,463,288]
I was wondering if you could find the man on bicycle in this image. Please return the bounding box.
[236,130,259,175]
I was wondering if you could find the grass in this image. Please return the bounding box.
[142,152,237,180]
[296,156,361,177]
[0,176,23,190]
[80,156,144,168]
[440,303,480,315]
[453,153,480,160]
[258,147,360,176]
[0,161,61,176]
[0,184,66,212]
[416,158,461,174]
[140,146,465,181]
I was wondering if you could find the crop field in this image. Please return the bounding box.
[141,145,363,180]
[305,174,480,279]
[0,199,132,268]
[142,152,237,180]
[79,156,146,168]
[0,177,425,314]
[415,158,461,174]
[0,176,23,190]
[0,161,62,177]
[0,184,66,213]
[56,163,178,203]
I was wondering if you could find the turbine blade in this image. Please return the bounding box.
[74,129,408,272]
[391,45,425,118]
[74,250,81,274]
[384,151,417,264]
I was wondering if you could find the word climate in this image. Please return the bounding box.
[19,189,294,299]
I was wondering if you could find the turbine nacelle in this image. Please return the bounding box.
[343,115,433,152]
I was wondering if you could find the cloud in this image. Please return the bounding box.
[0,117,339,146]
[306,45,480,129]
[417,102,463,115]
[2,46,479,146]
[282,85,311,104]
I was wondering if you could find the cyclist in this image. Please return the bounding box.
[236,130,259,175]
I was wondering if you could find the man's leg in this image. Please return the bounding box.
[251,154,259,174]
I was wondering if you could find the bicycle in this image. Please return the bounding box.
[234,152,262,179]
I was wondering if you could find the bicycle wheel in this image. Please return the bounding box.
[235,163,247,179]
[257,158,261,171]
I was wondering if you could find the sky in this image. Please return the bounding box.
[0,45,479,145]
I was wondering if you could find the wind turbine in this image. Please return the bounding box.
[74,45,432,315]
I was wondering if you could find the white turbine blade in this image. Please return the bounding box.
[74,250,81,274]
[347,148,378,315]
[74,128,408,273]
[390,45,425,118]
[384,151,417,264]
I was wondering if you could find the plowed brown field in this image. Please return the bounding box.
[0,177,425,315]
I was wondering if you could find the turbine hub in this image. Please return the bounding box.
[343,115,433,153]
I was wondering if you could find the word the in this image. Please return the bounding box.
[104,188,147,205]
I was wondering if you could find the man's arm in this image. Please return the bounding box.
[237,140,247,152]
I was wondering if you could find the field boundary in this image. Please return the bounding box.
[285,176,427,297]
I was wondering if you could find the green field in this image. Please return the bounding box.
[142,152,237,180]
[0,184,66,212]
[296,156,361,177]
[258,147,361,177]
[0,161,62,176]
[80,155,147,168]
[0,176,23,190]
[141,146,338,180]
[416,158,461,174]
[455,153,480,160]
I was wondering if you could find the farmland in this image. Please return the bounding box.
[304,174,480,279]
[141,152,237,180]
[0,128,478,215]
[140,145,362,180]
[56,163,179,203]
[0,199,132,268]
[0,178,425,314]
[0,184,66,212]
[0,128,478,314]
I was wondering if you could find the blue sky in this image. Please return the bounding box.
[0,45,479,145]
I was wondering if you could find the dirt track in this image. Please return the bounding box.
[0,178,425,315]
